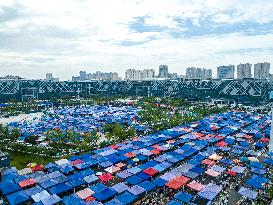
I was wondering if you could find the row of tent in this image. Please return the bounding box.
[1,111,273,205]
[9,105,143,141]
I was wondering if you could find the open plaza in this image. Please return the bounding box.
[0,105,273,205]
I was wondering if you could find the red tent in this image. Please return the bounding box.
[227,171,237,176]
[31,165,44,172]
[187,180,205,191]
[202,159,215,166]
[151,149,161,155]
[109,145,119,149]
[215,136,224,140]
[215,141,227,147]
[143,167,158,176]
[98,173,113,182]
[165,176,190,190]
[244,135,252,139]
[261,138,269,143]
[85,196,95,202]
[152,145,161,150]
[166,140,175,144]
[71,159,84,165]
[124,152,136,158]
[211,126,218,130]
[19,178,36,188]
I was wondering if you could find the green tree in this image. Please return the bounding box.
[84,132,99,147]
[10,128,21,141]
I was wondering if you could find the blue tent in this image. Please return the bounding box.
[111,182,129,194]
[139,181,156,192]
[104,198,123,205]
[70,179,85,187]
[152,177,167,187]
[238,187,258,199]
[174,191,193,203]
[250,167,266,175]
[48,182,73,195]
[0,182,21,195]
[116,191,137,204]
[23,185,44,196]
[92,187,117,202]
[136,172,150,180]
[83,174,99,184]
[251,175,269,183]
[190,166,205,174]
[90,183,107,193]
[126,175,144,185]
[41,194,61,205]
[6,191,30,205]
[264,158,273,165]
[255,142,265,148]
[60,165,74,174]
[249,162,264,169]
[62,194,85,205]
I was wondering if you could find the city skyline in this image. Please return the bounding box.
[0,0,273,80]
[1,61,271,81]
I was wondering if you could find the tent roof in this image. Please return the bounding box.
[128,185,145,195]
[174,191,193,203]
[98,173,113,182]
[165,176,190,190]
[205,169,221,177]
[6,191,30,205]
[111,182,129,193]
[92,187,117,202]
[76,188,95,199]
[19,178,36,188]
[116,191,137,204]
[41,194,61,205]
[0,182,21,195]
[187,180,205,191]
[31,190,50,203]
[238,187,258,199]
[83,174,99,184]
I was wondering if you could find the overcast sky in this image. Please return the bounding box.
[0,0,273,80]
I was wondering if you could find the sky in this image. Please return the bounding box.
[0,0,273,80]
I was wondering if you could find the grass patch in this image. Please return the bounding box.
[8,151,54,170]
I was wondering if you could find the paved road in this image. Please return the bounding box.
[0,112,43,125]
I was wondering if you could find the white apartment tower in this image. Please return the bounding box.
[254,62,270,79]
[186,67,212,79]
[237,63,252,79]
[143,69,155,79]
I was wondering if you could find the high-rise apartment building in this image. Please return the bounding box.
[196,68,203,79]
[46,73,53,81]
[237,63,252,79]
[186,67,196,79]
[158,65,168,78]
[0,75,24,81]
[254,62,270,79]
[125,69,141,80]
[143,69,155,79]
[125,69,155,80]
[217,65,235,79]
[186,67,212,79]
[45,73,59,82]
[79,71,87,81]
[72,71,121,81]
[168,73,178,79]
[203,68,212,79]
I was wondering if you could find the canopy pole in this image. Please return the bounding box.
[270,108,273,152]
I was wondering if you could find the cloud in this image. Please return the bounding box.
[0,0,272,80]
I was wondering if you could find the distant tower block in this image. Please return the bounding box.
[270,109,273,152]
